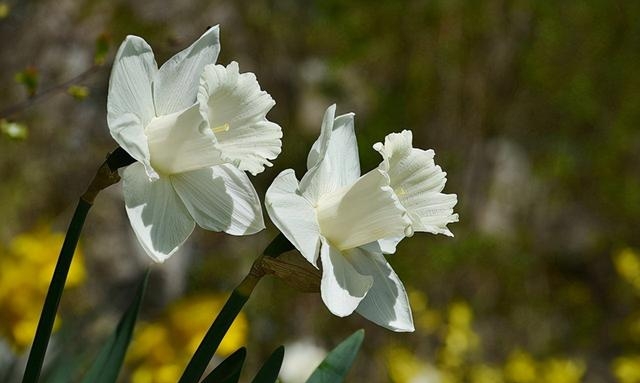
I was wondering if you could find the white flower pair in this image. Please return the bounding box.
[108,26,458,331]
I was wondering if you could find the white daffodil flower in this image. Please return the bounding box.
[108,26,282,262]
[265,104,457,332]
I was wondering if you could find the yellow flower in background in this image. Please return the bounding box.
[408,289,441,334]
[168,295,248,356]
[385,345,443,383]
[0,226,85,352]
[614,248,640,292]
[471,364,504,383]
[540,358,585,383]
[439,301,479,370]
[504,350,537,383]
[127,294,248,383]
[613,356,640,383]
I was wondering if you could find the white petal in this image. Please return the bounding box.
[109,113,158,179]
[377,236,404,254]
[154,26,220,115]
[315,169,411,250]
[171,164,264,235]
[121,163,195,262]
[299,105,361,203]
[145,103,224,175]
[265,169,321,265]
[198,62,282,175]
[320,238,373,317]
[347,247,415,332]
[375,130,458,236]
[306,104,335,170]
[107,35,158,176]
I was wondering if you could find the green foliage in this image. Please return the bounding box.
[80,269,150,383]
[178,290,250,383]
[21,199,92,383]
[201,347,246,383]
[306,330,364,383]
[251,346,285,383]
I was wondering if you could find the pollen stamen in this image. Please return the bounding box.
[211,122,230,134]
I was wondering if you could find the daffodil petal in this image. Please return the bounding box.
[377,236,404,254]
[198,61,282,175]
[375,130,458,236]
[109,113,158,179]
[306,104,335,170]
[121,163,195,263]
[347,246,414,332]
[315,169,411,251]
[320,238,373,317]
[145,103,224,175]
[154,26,220,115]
[265,169,321,265]
[171,164,264,235]
[300,105,361,203]
[107,35,158,175]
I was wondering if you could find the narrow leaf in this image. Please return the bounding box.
[251,346,285,383]
[306,330,365,383]
[201,347,247,383]
[80,269,150,383]
[178,290,250,383]
[22,199,92,383]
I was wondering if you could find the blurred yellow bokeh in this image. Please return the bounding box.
[614,248,640,292]
[540,358,585,383]
[504,350,537,383]
[126,294,248,383]
[0,226,85,352]
[613,356,640,383]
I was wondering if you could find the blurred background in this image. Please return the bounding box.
[1,0,639,382]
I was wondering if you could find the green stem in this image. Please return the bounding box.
[22,198,91,383]
[178,233,295,383]
[21,148,134,383]
[178,258,265,383]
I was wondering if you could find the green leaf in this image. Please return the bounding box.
[251,346,285,383]
[306,330,365,383]
[42,354,82,383]
[263,233,295,258]
[80,269,150,383]
[22,199,92,383]
[178,290,250,383]
[201,347,246,383]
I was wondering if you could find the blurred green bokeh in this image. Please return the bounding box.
[1,0,639,382]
